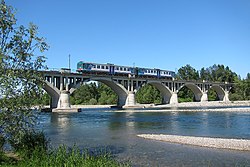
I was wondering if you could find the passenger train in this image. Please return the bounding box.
[77,61,175,79]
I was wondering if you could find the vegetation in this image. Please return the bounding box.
[70,82,118,105]
[0,1,127,166]
[0,0,248,165]
[136,84,162,104]
[0,0,48,154]
[0,131,128,167]
[176,64,249,102]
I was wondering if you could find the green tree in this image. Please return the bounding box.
[176,64,199,81]
[200,64,237,82]
[136,84,161,104]
[70,82,118,105]
[176,65,199,102]
[0,0,48,148]
[97,83,117,105]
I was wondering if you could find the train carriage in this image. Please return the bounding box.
[77,61,175,79]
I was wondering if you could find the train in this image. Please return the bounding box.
[76,61,175,79]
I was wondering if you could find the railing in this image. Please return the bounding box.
[43,68,78,73]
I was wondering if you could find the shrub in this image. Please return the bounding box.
[89,98,98,105]
[10,131,49,158]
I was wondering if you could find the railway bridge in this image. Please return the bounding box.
[42,69,232,111]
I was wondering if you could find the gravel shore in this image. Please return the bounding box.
[137,134,250,151]
[123,101,250,112]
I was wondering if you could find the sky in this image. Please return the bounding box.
[6,0,250,78]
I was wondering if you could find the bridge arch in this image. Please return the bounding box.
[209,85,228,101]
[71,77,129,106]
[136,81,173,104]
[177,83,203,102]
[43,81,60,108]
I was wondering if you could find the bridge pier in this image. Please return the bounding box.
[169,92,178,104]
[57,90,71,109]
[220,91,230,102]
[200,92,208,102]
[125,91,136,107]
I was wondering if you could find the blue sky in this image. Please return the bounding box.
[7,0,250,78]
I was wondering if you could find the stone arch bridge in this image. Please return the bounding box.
[42,70,232,110]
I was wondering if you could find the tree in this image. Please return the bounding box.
[136,84,161,104]
[177,64,199,81]
[0,0,48,147]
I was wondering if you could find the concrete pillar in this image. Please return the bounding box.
[131,80,134,91]
[125,91,136,106]
[223,91,230,102]
[128,80,131,91]
[57,90,71,109]
[60,76,63,91]
[200,92,208,102]
[66,83,69,91]
[169,92,178,104]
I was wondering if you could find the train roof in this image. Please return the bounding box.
[77,61,175,72]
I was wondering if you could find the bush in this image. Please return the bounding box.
[229,93,244,101]
[10,131,49,158]
[89,98,98,105]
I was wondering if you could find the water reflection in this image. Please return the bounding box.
[51,113,71,130]
[106,111,250,139]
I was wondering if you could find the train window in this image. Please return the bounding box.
[101,66,104,69]
[106,66,109,69]
[97,65,100,69]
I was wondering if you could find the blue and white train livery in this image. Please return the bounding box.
[77,61,175,79]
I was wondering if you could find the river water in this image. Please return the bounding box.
[38,108,250,167]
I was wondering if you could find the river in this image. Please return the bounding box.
[38,108,250,167]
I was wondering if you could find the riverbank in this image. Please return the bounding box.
[120,101,250,112]
[146,100,250,108]
[72,101,250,109]
[137,134,250,151]
[41,101,250,112]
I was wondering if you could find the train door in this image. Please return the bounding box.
[109,65,115,75]
[157,69,161,79]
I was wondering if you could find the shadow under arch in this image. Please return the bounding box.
[177,83,203,102]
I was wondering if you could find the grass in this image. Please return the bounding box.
[0,145,130,167]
